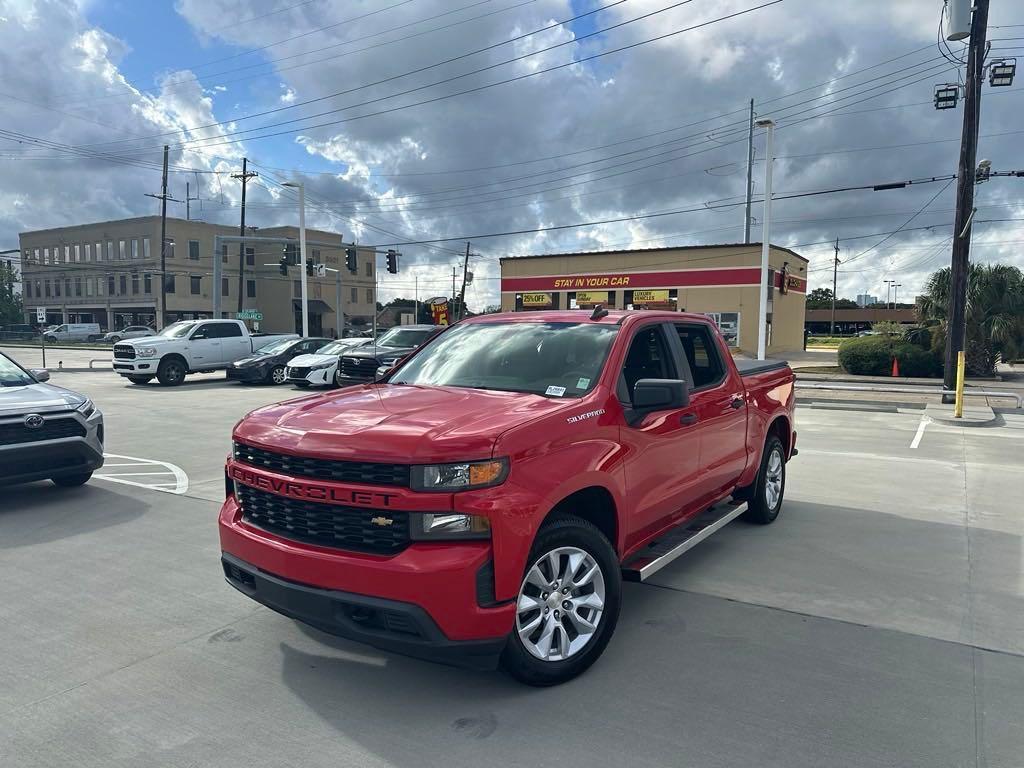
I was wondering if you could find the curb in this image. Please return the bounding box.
[924,403,997,426]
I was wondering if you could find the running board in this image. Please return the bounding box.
[621,499,748,582]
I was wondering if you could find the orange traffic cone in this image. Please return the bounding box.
[891,357,900,377]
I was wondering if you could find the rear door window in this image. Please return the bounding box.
[673,323,725,389]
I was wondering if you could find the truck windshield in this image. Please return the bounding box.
[389,321,619,397]
[157,321,197,339]
[377,327,434,348]
[0,354,36,387]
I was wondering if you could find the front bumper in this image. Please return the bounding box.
[227,365,267,383]
[0,409,104,485]
[222,552,507,670]
[286,365,334,387]
[112,358,158,376]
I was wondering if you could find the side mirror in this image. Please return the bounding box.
[30,368,50,383]
[631,378,688,415]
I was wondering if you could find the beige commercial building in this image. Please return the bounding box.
[18,216,380,335]
[500,243,808,355]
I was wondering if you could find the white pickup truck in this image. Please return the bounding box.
[112,319,297,386]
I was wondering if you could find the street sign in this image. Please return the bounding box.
[236,310,263,321]
[36,307,46,323]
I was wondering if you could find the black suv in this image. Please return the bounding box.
[335,325,443,387]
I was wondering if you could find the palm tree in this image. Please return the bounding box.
[918,263,1024,375]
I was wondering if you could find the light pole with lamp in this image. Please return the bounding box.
[755,118,775,360]
[282,181,308,337]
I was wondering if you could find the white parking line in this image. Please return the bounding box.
[94,453,189,495]
[910,416,930,449]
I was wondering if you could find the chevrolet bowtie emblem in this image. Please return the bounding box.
[370,516,394,527]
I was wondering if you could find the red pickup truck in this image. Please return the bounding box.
[220,309,796,685]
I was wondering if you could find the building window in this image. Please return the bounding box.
[165,275,176,294]
[189,240,200,261]
[84,243,92,261]
[245,247,255,266]
[108,275,115,295]
[42,247,49,265]
[118,240,126,260]
[221,244,228,262]
[246,279,256,298]
[144,273,152,294]
[293,280,301,296]
[165,238,175,259]
[143,238,151,260]
[366,288,373,304]
[350,286,357,303]
[75,277,82,297]
[64,245,70,263]
[65,278,72,296]
[190,275,201,295]
[222,277,229,296]
[54,280,61,297]
[44,280,51,297]
[365,260,372,277]
[311,248,320,264]
[73,244,81,262]
[132,274,140,295]
[106,241,114,261]
[86,277,94,297]
[131,239,139,259]
[35,280,41,297]
[119,275,127,294]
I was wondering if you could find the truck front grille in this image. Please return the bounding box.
[338,356,378,382]
[233,441,411,487]
[113,344,136,360]
[235,484,410,555]
[0,415,85,446]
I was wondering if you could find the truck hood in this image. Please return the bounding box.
[116,336,179,348]
[0,381,88,415]
[233,384,576,463]
[344,344,416,360]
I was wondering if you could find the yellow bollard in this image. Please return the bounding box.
[954,350,966,418]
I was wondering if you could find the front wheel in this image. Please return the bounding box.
[109,336,122,344]
[267,365,287,385]
[156,358,186,387]
[52,472,92,487]
[501,515,621,686]
[742,434,786,524]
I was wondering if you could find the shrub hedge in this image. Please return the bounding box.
[837,335,940,377]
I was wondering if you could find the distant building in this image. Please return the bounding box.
[18,216,378,335]
[856,293,879,307]
[805,307,917,335]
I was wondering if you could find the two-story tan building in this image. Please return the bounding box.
[18,216,380,335]
[500,243,808,355]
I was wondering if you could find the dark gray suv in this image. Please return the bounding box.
[0,352,104,487]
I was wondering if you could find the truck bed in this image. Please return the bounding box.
[734,358,789,376]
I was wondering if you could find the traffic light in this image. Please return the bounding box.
[386,249,398,274]
[345,247,357,273]
[306,259,314,277]
[278,255,288,276]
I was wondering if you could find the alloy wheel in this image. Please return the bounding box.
[765,446,784,511]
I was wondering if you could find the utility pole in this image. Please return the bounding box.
[232,158,258,315]
[743,98,755,243]
[830,237,840,337]
[943,0,990,401]
[143,145,171,329]
[414,275,419,323]
[755,118,775,360]
[451,266,457,310]
[282,181,308,337]
[893,283,902,309]
[457,241,471,321]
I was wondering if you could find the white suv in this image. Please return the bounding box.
[102,326,154,343]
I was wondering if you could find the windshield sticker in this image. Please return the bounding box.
[566,408,605,424]
[545,385,566,397]
[576,377,590,389]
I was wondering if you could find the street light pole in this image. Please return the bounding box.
[755,118,775,360]
[283,181,308,337]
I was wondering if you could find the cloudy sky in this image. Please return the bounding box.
[2,0,1023,309]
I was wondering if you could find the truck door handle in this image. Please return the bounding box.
[679,413,699,426]
[730,398,744,409]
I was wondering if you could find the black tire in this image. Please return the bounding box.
[500,515,621,686]
[127,375,153,385]
[156,358,187,387]
[52,472,92,487]
[109,335,122,344]
[741,434,786,525]
[267,365,287,385]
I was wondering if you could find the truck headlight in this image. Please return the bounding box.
[410,458,509,492]
[76,399,95,418]
[410,513,491,540]
[136,347,158,358]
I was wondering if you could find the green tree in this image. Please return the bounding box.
[806,287,858,309]
[918,263,1024,375]
[0,263,23,325]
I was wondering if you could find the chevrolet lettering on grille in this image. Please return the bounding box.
[230,465,398,507]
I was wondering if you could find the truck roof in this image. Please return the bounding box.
[461,309,714,326]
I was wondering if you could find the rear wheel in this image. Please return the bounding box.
[127,375,153,385]
[267,365,287,385]
[156,358,186,387]
[109,335,122,343]
[501,515,621,686]
[52,472,92,487]
[742,434,786,525]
